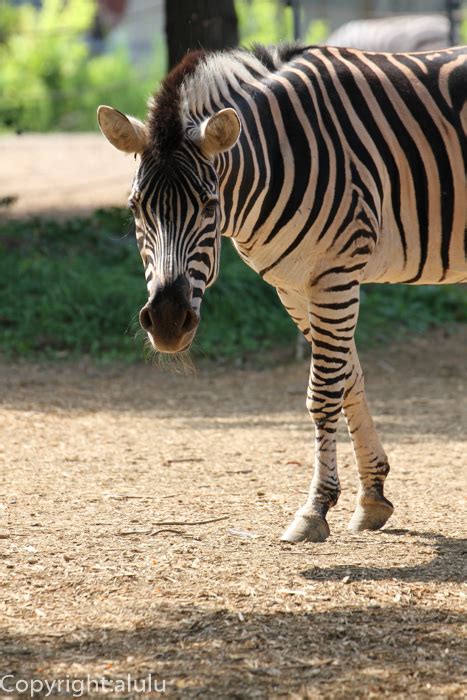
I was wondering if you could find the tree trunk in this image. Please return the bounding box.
[166,0,239,70]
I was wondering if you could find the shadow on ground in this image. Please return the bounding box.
[1,603,465,698]
[301,531,467,584]
[0,339,466,444]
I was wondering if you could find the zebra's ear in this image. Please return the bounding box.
[97,105,148,154]
[198,108,241,156]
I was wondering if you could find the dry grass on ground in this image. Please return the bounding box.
[0,327,466,698]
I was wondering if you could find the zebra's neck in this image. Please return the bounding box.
[179,48,312,248]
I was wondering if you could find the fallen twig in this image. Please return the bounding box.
[151,516,229,526]
[117,528,199,539]
[150,528,199,538]
[103,493,160,500]
[115,516,228,537]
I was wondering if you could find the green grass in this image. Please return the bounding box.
[0,209,465,362]
[358,283,466,346]
[0,209,294,361]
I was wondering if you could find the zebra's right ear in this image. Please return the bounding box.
[97,105,148,154]
[198,108,241,157]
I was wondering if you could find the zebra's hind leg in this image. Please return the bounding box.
[344,341,393,532]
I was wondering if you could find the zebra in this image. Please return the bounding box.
[325,14,452,53]
[97,44,466,543]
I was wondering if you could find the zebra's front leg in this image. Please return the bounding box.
[344,341,393,532]
[281,290,357,543]
[281,413,339,543]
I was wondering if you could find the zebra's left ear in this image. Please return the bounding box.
[198,108,241,156]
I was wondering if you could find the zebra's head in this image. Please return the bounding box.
[97,71,240,353]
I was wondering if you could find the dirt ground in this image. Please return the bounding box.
[0,326,466,698]
[0,134,135,219]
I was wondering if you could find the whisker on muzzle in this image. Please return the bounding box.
[153,345,196,375]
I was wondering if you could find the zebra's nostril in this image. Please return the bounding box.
[139,306,153,332]
[140,304,196,337]
[180,308,198,334]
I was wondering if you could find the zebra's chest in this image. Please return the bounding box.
[232,238,312,288]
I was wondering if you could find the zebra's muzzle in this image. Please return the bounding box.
[139,275,199,353]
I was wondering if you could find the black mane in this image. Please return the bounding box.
[147,50,206,161]
[251,42,309,68]
[147,44,311,161]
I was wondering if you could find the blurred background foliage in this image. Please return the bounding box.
[0,0,383,132]
[0,0,465,132]
[0,0,161,131]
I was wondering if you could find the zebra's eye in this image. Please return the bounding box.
[203,199,217,217]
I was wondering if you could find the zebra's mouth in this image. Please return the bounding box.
[146,325,198,354]
[139,276,199,354]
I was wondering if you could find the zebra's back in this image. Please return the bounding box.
[277,45,467,284]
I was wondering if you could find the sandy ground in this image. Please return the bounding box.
[0,134,135,218]
[0,326,466,698]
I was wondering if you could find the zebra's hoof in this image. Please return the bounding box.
[348,497,394,532]
[281,514,330,543]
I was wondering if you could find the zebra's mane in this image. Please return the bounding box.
[147,44,307,161]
